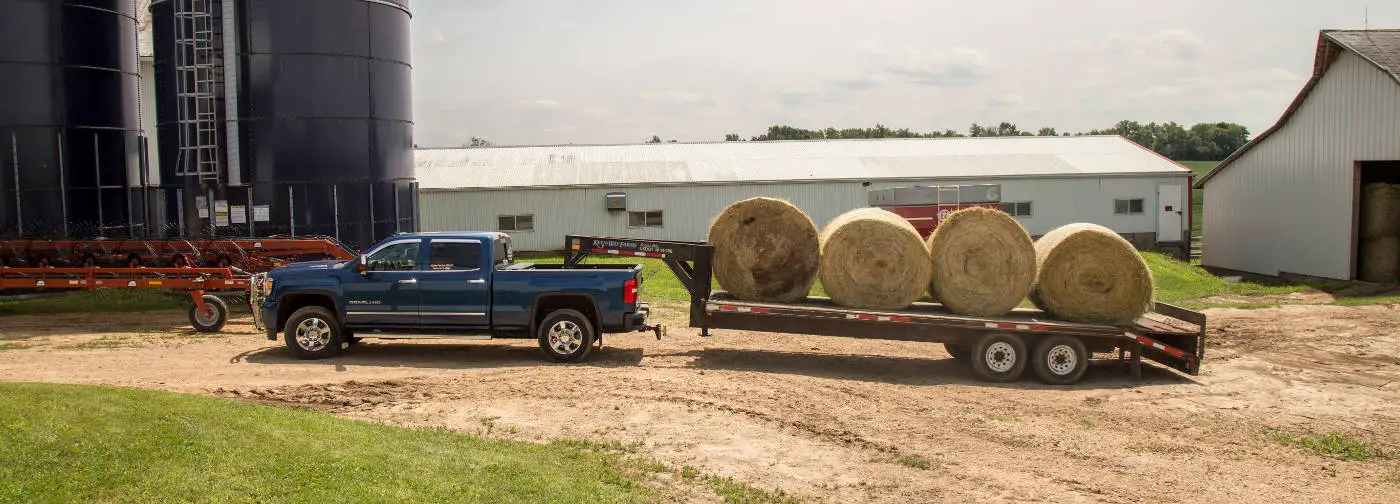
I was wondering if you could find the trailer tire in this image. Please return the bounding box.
[538,309,595,363]
[944,343,971,362]
[970,332,1027,383]
[189,295,229,333]
[284,306,343,360]
[1032,335,1089,385]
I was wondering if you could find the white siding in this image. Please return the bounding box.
[1203,51,1400,279]
[421,175,1187,251]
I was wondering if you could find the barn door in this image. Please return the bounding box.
[1157,184,1183,242]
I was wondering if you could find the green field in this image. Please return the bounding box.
[1178,160,1218,237]
[0,383,686,503]
[0,289,185,317]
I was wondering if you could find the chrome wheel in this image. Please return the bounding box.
[548,320,583,355]
[985,341,1016,373]
[295,317,332,352]
[1046,344,1077,376]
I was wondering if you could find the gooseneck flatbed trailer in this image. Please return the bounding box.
[565,235,1206,385]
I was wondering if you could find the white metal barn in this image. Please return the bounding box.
[1195,30,1400,280]
[416,136,1193,252]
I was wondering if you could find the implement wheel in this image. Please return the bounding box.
[189,295,229,333]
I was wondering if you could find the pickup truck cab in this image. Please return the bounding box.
[251,232,652,362]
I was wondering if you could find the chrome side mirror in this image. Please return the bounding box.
[357,255,369,275]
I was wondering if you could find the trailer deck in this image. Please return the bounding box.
[565,234,1206,384]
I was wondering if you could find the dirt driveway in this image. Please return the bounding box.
[3,303,1399,503]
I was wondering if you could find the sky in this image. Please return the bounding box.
[409,0,1397,147]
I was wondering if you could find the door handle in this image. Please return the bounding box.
[397,278,418,284]
[468,279,486,284]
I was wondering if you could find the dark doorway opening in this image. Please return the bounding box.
[1355,161,1400,282]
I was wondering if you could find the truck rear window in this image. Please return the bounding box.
[428,242,482,271]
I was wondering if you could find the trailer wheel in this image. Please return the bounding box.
[188,295,229,333]
[1032,335,1089,385]
[537,309,595,363]
[970,332,1027,383]
[283,306,343,360]
[944,343,971,362]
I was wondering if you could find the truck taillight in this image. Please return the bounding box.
[623,278,638,304]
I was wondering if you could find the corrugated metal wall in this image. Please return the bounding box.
[1203,51,1400,279]
[421,175,1188,251]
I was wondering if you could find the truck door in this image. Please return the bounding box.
[342,238,423,327]
[1156,184,1184,243]
[418,238,490,328]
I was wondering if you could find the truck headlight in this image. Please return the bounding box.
[260,276,273,295]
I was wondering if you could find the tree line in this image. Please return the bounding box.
[723,120,1250,161]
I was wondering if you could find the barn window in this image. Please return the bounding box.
[629,210,663,228]
[497,214,534,232]
[1000,201,1032,217]
[1114,199,1145,215]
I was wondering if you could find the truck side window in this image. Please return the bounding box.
[428,242,482,271]
[494,240,512,268]
[365,242,420,272]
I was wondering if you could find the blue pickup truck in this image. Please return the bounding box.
[249,232,655,362]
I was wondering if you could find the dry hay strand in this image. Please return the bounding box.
[818,207,932,310]
[1361,183,1400,240]
[1030,223,1154,325]
[926,207,1036,316]
[1360,236,1400,284]
[707,197,820,302]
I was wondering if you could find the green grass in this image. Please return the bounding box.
[894,454,933,470]
[0,290,185,317]
[0,343,30,351]
[1268,430,1384,461]
[1179,160,1218,238]
[675,466,797,504]
[1143,252,1312,303]
[1332,294,1400,307]
[0,382,661,503]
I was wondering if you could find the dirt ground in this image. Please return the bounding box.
[3,302,1400,503]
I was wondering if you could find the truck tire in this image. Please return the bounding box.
[284,306,343,360]
[970,332,1027,383]
[944,343,971,362]
[538,309,595,363]
[188,295,229,333]
[1032,335,1089,385]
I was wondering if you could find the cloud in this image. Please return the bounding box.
[638,90,715,106]
[883,47,989,86]
[517,99,561,109]
[986,93,1025,107]
[1151,29,1206,60]
[1100,29,1208,61]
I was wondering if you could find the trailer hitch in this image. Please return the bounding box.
[638,324,665,340]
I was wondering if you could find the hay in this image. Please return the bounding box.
[1029,223,1154,325]
[925,207,1036,316]
[707,197,820,302]
[1360,236,1400,284]
[818,207,932,310]
[1361,183,1400,240]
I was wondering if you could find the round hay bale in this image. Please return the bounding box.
[818,207,931,310]
[1360,236,1400,284]
[1029,223,1154,325]
[707,197,820,302]
[926,207,1036,316]
[1361,183,1400,240]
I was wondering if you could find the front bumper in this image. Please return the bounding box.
[258,301,278,341]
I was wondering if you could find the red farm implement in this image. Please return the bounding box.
[0,237,355,271]
[0,266,256,332]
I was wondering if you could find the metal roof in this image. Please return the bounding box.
[1196,29,1400,188]
[416,135,1189,191]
